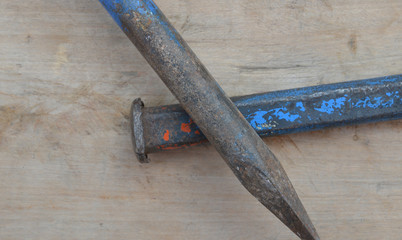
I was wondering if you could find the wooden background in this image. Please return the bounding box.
[1,0,401,239]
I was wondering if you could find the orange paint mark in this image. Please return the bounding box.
[181,119,193,133]
[163,130,170,141]
[194,130,200,135]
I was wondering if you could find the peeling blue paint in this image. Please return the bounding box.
[355,96,383,109]
[271,107,300,122]
[247,107,300,130]
[248,111,269,128]
[296,102,306,112]
[354,91,400,109]
[314,97,346,114]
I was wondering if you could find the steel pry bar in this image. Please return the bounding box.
[131,75,402,158]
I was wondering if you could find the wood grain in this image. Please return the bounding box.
[0,1,401,239]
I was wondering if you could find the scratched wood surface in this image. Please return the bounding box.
[1,1,401,239]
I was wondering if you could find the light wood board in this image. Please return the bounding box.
[0,1,401,239]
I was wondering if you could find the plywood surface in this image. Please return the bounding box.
[0,1,401,239]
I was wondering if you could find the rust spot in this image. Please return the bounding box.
[163,130,170,141]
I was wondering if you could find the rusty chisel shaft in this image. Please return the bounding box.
[99,0,319,239]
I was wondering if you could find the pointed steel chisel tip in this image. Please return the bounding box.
[98,0,319,238]
[231,142,319,240]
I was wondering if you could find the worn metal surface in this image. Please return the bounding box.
[99,0,319,239]
[130,98,148,163]
[132,75,402,158]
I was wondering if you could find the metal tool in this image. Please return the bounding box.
[131,75,402,160]
[99,0,319,239]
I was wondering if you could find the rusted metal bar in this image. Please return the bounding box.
[132,75,402,159]
[99,0,319,239]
